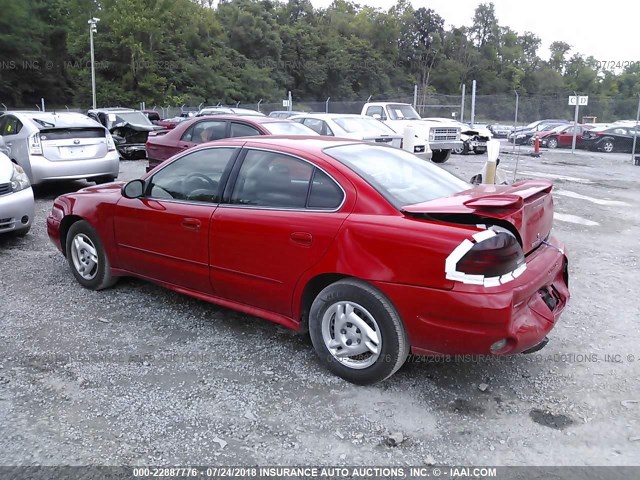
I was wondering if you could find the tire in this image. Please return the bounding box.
[94,175,117,184]
[65,220,118,290]
[547,137,558,149]
[474,147,487,155]
[602,140,614,153]
[431,149,451,163]
[309,279,410,385]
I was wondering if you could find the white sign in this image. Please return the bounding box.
[568,96,589,106]
[282,100,290,107]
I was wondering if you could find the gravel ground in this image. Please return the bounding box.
[0,143,639,467]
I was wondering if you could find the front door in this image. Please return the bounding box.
[114,147,238,293]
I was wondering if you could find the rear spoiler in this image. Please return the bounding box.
[463,181,553,210]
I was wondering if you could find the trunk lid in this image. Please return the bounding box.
[39,127,109,161]
[402,180,554,254]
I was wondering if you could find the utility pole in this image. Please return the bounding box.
[88,17,100,109]
[571,91,580,154]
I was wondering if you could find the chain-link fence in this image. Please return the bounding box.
[4,93,639,125]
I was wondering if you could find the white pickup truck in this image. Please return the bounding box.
[361,102,463,163]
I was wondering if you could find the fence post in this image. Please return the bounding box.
[257,99,263,112]
[632,95,640,166]
[470,80,476,128]
[512,90,519,153]
[571,91,580,154]
[460,84,465,123]
[288,91,292,112]
[325,97,330,113]
[413,85,418,109]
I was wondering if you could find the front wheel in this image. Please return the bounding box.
[431,149,451,163]
[65,220,118,290]
[547,137,558,149]
[309,279,410,385]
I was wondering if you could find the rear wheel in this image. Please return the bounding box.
[65,220,118,290]
[431,149,451,163]
[602,140,614,153]
[309,279,410,385]
[547,137,558,149]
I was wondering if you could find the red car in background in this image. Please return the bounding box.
[47,137,569,385]
[539,124,594,149]
[146,115,317,171]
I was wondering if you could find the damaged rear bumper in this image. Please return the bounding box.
[373,236,569,357]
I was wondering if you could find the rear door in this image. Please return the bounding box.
[209,148,348,316]
[114,146,239,293]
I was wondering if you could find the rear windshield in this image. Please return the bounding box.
[333,117,394,134]
[263,122,318,135]
[39,128,106,140]
[324,143,469,208]
[112,111,152,126]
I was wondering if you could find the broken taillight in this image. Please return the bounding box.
[456,232,524,277]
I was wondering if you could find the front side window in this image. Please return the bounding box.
[325,143,469,208]
[182,120,227,143]
[365,106,384,118]
[148,148,237,203]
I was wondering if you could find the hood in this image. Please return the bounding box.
[402,180,554,254]
[0,153,13,183]
[77,182,126,195]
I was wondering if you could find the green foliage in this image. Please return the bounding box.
[0,0,637,109]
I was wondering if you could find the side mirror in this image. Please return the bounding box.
[122,179,145,199]
[372,113,381,120]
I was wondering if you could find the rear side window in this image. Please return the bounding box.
[2,117,22,136]
[230,122,261,138]
[308,169,344,209]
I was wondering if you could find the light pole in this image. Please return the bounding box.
[88,17,100,109]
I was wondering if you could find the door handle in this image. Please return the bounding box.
[182,218,201,230]
[290,231,312,246]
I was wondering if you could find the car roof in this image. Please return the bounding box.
[10,111,102,128]
[89,107,139,112]
[290,113,371,119]
[179,115,296,126]
[203,135,359,154]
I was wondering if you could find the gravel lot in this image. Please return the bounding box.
[1,143,639,467]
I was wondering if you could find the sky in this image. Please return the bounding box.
[309,0,638,66]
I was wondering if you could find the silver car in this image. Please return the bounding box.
[290,113,404,147]
[0,138,34,236]
[0,111,120,185]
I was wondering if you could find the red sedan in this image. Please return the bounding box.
[539,124,595,149]
[47,137,569,385]
[146,115,317,171]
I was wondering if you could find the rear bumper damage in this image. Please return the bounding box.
[374,236,569,357]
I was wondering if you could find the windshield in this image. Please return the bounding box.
[386,104,421,120]
[333,117,395,134]
[264,122,319,135]
[112,111,152,126]
[324,143,469,208]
